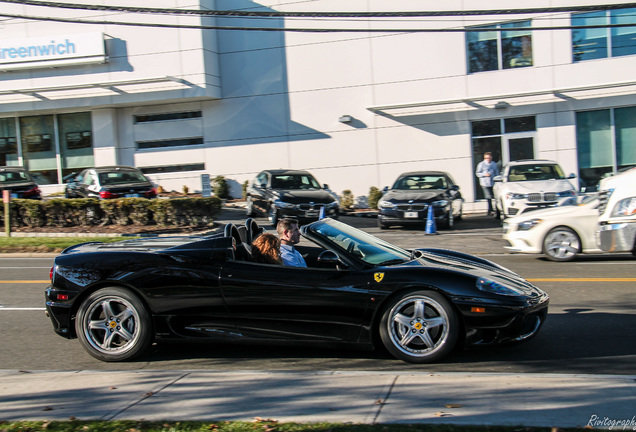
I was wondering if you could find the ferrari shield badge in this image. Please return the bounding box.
[374,272,385,283]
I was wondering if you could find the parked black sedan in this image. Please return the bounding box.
[378,171,463,229]
[65,166,157,199]
[45,218,549,364]
[246,169,339,225]
[0,166,41,199]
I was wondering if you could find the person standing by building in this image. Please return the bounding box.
[475,152,500,216]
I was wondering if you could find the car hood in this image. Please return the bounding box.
[274,189,336,204]
[501,180,574,193]
[383,189,445,202]
[413,248,545,297]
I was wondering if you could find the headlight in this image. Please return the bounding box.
[379,200,396,209]
[517,218,543,231]
[432,200,449,207]
[506,192,526,200]
[274,199,296,209]
[610,197,636,217]
[476,277,524,297]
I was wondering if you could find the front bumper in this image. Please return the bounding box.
[597,222,636,252]
[502,223,541,254]
[277,205,339,222]
[503,196,575,216]
[378,207,449,225]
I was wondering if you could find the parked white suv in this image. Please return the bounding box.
[597,166,636,255]
[493,160,577,219]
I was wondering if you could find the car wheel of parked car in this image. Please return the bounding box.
[379,290,459,364]
[378,218,390,230]
[543,227,581,262]
[76,287,153,362]
[268,204,279,226]
[445,209,454,229]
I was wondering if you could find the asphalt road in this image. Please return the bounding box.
[0,212,634,375]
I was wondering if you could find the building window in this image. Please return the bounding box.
[467,20,533,73]
[134,111,202,124]
[471,116,536,199]
[572,8,636,62]
[0,112,94,184]
[137,137,204,150]
[139,163,205,174]
[576,107,636,192]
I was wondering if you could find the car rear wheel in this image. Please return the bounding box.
[543,227,581,262]
[76,287,153,362]
[378,218,390,229]
[379,290,459,363]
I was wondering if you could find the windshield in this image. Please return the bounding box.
[393,174,447,190]
[0,170,31,184]
[507,164,566,182]
[309,219,411,265]
[271,174,321,190]
[98,170,148,185]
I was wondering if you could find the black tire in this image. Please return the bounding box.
[543,227,580,262]
[377,218,389,230]
[445,208,454,229]
[75,287,153,362]
[379,290,459,364]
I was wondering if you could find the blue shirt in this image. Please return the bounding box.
[280,244,307,267]
[476,160,500,187]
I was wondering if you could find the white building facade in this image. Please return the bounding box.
[1,0,635,211]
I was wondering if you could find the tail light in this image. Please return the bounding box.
[99,190,117,199]
[145,188,157,198]
[24,186,41,198]
[49,266,54,282]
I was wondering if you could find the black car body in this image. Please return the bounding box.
[45,218,549,364]
[65,166,157,199]
[0,166,41,199]
[246,169,339,225]
[378,171,463,229]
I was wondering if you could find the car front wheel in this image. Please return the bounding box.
[379,290,459,363]
[75,287,153,362]
[543,227,581,262]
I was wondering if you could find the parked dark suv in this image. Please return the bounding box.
[65,166,157,199]
[0,166,41,199]
[246,169,339,225]
[378,171,463,229]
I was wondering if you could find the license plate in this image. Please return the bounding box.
[125,193,140,198]
[306,211,319,217]
[405,211,419,218]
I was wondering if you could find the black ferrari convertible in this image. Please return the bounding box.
[45,218,549,363]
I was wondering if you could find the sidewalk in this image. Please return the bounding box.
[1,370,634,428]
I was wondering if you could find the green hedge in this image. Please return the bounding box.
[0,197,222,228]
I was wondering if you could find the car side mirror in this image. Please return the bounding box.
[323,184,329,189]
[493,175,503,182]
[382,186,389,193]
[568,173,576,179]
[451,185,460,191]
[259,182,267,188]
[317,250,347,268]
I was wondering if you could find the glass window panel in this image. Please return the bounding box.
[611,8,636,57]
[471,119,501,137]
[504,116,536,133]
[508,137,535,161]
[572,11,608,62]
[467,27,498,73]
[19,115,57,184]
[502,21,533,69]
[576,110,613,192]
[472,136,502,200]
[58,112,94,180]
[0,118,19,167]
[614,106,636,167]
